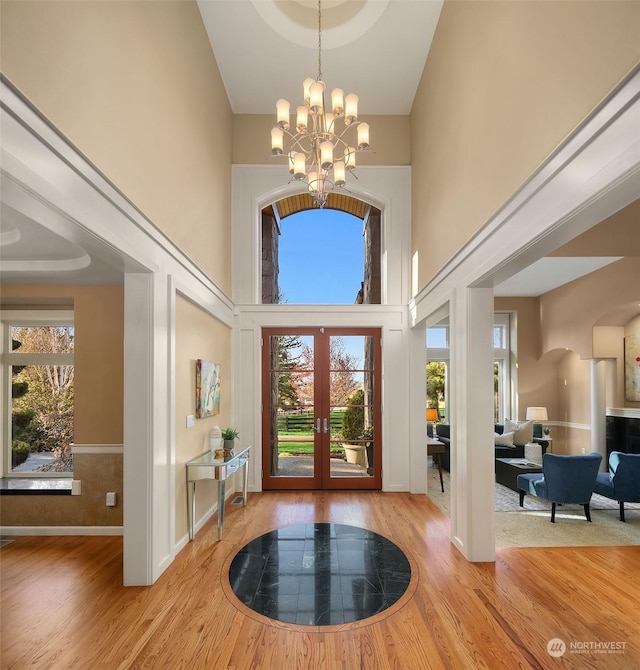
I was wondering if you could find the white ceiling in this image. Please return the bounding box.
[196,0,444,115]
[493,257,623,297]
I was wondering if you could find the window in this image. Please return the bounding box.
[262,205,381,305]
[426,313,512,424]
[426,360,447,421]
[493,314,511,423]
[2,311,74,477]
[427,324,449,423]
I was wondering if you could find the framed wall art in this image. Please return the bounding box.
[624,333,640,402]
[196,359,221,417]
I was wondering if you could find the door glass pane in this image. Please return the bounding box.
[269,335,315,477]
[329,335,374,478]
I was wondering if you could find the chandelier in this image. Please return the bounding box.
[270,0,370,208]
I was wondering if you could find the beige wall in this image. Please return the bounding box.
[497,258,640,454]
[0,284,124,526]
[0,0,233,294]
[495,298,559,422]
[233,114,411,166]
[411,0,640,291]
[557,351,592,455]
[541,258,640,359]
[175,295,232,543]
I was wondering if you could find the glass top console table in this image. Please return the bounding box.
[186,445,251,541]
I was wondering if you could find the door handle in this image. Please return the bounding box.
[323,418,329,434]
[316,418,321,433]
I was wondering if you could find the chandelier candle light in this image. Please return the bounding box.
[270,0,371,208]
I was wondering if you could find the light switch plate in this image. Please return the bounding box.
[186,414,195,428]
[106,491,117,507]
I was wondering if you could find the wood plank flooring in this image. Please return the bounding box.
[2,491,639,669]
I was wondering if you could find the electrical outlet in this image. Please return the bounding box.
[71,480,82,495]
[186,414,195,428]
[106,491,117,507]
[581,448,586,454]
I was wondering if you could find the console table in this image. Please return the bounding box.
[186,445,251,541]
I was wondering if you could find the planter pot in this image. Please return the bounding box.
[223,439,235,458]
[344,443,367,468]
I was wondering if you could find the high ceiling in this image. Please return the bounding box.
[196,0,444,115]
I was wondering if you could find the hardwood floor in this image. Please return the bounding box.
[2,491,639,669]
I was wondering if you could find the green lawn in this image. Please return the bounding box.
[276,410,346,454]
[278,442,345,455]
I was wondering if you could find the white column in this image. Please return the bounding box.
[123,272,173,586]
[591,359,608,471]
[409,326,428,494]
[450,287,495,562]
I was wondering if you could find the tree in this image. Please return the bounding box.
[273,334,302,408]
[10,326,74,471]
[341,389,365,441]
[328,337,360,406]
[426,361,445,416]
[11,338,36,467]
[295,336,360,407]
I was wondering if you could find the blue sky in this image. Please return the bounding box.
[278,209,364,304]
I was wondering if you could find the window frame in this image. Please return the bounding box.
[426,313,512,425]
[493,313,511,424]
[1,310,74,478]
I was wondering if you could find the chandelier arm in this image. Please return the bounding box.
[335,122,361,141]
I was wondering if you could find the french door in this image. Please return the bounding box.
[261,327,382,490]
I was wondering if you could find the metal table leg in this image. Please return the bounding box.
[187,481,195,541]
[242,457,249,506]
[218,479,226,540]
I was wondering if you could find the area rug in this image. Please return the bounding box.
[426,465,640,548]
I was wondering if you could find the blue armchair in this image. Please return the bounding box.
[517,453,602,523]
[593,451,640,522]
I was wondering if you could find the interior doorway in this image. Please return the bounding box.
[261,327,382,490]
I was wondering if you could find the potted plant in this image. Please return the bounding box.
[221,427,239,456]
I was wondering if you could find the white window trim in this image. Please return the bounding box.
[1,310,74,477]
[427,313,513,424]
[493,313,511,423]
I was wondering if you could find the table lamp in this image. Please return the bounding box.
[526,406,548,437]
[426,408,439,437]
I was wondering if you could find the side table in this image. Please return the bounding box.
[534,437,552,454]
[186,445,251,541]
[427,437,446,492]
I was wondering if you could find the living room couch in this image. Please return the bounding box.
[432,423,525,472]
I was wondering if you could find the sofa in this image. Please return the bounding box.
[432,423,529,472]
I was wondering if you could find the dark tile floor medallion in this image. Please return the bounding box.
[228,523,412,626]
